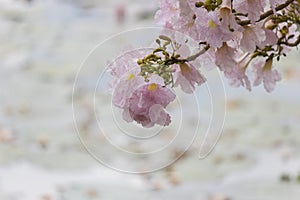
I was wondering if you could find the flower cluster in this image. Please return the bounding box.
[155,0,300,92]
[109,0,300,127]
[109,42,206,127]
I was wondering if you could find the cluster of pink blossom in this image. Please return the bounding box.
[109,45,205,127]
[155,0,300,92]
[109,0,299,127]
[109,49,206,127]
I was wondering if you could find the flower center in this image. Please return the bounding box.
[180,63,191,73]
[263,57,273,71]
[148,83,158,91]
[208,20,217,28]
[126,73,135,80]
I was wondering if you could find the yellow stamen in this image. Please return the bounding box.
[148,83,158,91]
[264,57,273,71]
[208,20,217,28]
[126,73,135,80]
[180,63,191,73]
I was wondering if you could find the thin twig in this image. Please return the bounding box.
[238,0,295,26]
[280,35,300,46]
[186,45,210,61]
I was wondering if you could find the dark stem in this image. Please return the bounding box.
[280,35,300,46]
[186,45,210,61]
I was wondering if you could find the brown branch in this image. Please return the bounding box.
[186,44,210,61]
[237,0,295,26]
[280,35,300,46]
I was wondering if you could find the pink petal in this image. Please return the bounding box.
[149,104,171,126]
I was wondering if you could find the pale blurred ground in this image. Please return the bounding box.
[0,0,300,200]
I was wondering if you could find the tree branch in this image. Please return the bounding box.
[186,45,210,61]
[237,0,295,26]
[280,35,300,47]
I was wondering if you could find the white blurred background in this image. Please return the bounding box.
[1,0,300,200]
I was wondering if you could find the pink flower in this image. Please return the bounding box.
[109,48,142,79]
[225,67,251,91]
[223,55,252,91]
[110,54,176,127]
[123,83,176,127]
[233,0,267,23]
[109,49,145,107]
[173,16,199,40]
[195,8,234,48]
[240,25,266,53]
[156,0,200,40]
[215,42,237,71]
[177,0,199,38]
[149,104,172,126]
[112,72,144,108]
[109,48,177,127]
[258,28,278,48]
[174,63,206,93]
[253,59,281,92]
[154,0,180,27]
[219,6,241,32]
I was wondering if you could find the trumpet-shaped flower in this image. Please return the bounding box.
[122,83,176,127]
[215,42,237,71]
[112,72,144,108]
[195,8,235,48]
[175,63,206,93]
[225,66,251,91]
[233,0,267,23]
[223,54,252,91]
[240,25,266,53]
[253,59,281,92]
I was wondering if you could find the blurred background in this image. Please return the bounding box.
[1,0,300,200]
